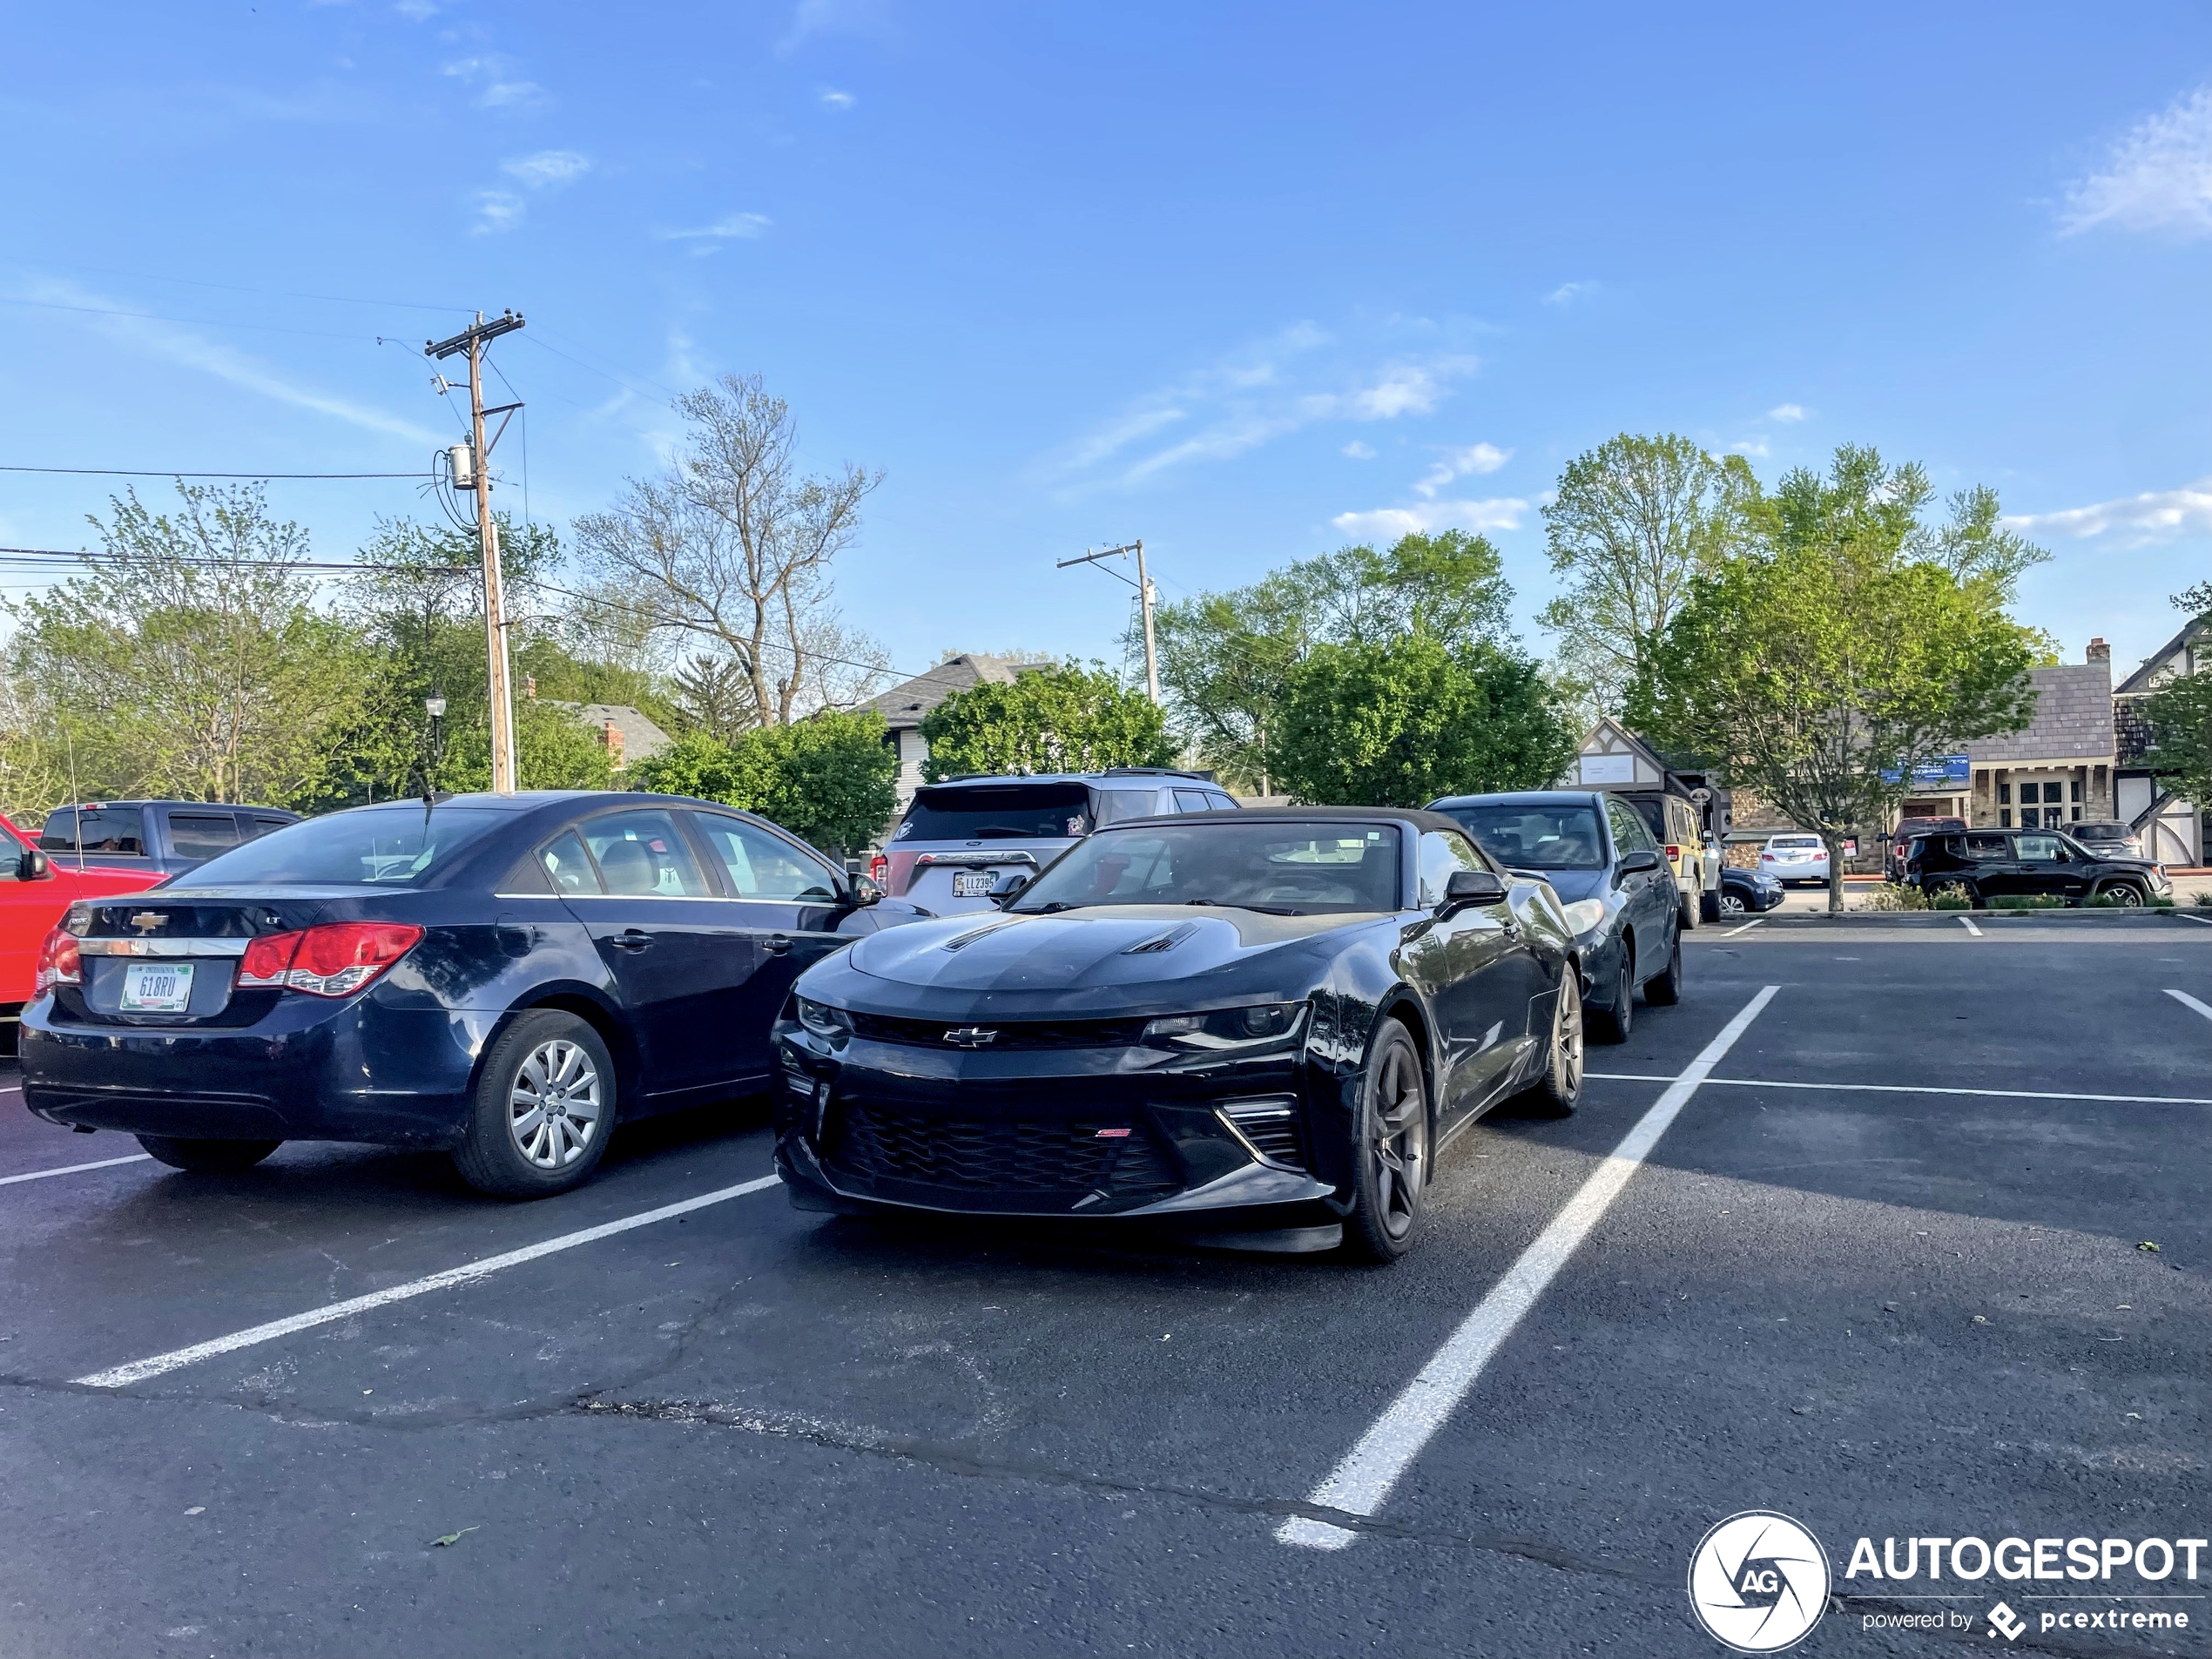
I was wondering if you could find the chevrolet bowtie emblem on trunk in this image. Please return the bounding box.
[129,912,166,934]
[942,1027,999,1048]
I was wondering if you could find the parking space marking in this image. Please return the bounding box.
[73,1173,781,1388]
[0,1153,153,1187]
[2166,988,2212,1024]
[1720,919,1764,937]
[1586,1072,2212,1106]
[1277,985,1779,1552]
[1957,915,1982,936]
[2178,913,2212,927]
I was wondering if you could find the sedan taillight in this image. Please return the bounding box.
[34,926,80,993]
[236,921,423,997]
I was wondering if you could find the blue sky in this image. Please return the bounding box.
[4,2,2209,690]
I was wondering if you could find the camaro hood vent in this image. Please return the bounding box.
[941,921,1020,953]
[1123,922,1199,955]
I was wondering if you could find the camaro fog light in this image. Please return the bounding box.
[1560,898,1607,934]
[1143,1002,1306,1050]
[796,997,853,1041]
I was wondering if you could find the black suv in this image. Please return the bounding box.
[1902,827,2171,907]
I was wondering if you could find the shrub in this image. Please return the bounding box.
[1986,894,2062,910]
[1858,882,1929,911]
[2193,891,2212,908]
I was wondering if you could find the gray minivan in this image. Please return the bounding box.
[876,770,1239,915]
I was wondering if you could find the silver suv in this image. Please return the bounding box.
[874,770,1239,914]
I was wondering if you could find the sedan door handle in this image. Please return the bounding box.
[611,928,654,951]
[764,934,793,955]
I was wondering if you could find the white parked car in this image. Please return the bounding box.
[1759,833,1831,887]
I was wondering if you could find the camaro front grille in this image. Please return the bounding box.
[827,1102,1181,1197]
[847,1012,1151,1049]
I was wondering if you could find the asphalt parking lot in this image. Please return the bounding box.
[3,914,2208,1658]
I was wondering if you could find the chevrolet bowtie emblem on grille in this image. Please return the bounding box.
[941,1027,999,1048]
[129,912,166,934]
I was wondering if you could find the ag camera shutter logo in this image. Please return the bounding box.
[1688,1511,1831,1652]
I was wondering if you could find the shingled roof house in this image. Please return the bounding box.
[865,653,1055,807]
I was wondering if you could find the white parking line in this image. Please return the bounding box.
[1720,919,1764,938]
[2177,914,2212,927]
[1277,985,1779,1551]
[2167,988,2212,1024]
[1585,1072,2212,1106]
[73,1173,782,1388]
[0,1154,154,1187]
[1958,915,1982,936]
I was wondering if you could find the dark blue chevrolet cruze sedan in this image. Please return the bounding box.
[20,792,923,1197]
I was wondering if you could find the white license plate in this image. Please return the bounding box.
[119,961,195,1013]
[951,870,995,897]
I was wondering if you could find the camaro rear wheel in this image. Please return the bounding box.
[136,1136,281,1173]
[1343,1019,1428,1264]
[1643,929,1683,1006]
[1527,974,1583,1116]
[454,1010,616,1199]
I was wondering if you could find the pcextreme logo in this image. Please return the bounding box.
[1687,1511,1832,1653]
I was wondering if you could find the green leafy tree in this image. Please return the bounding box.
[4,484,368,810]
[633,709,899,855]
[2138,671,2212,808]
[1144,530,1514,792]
[1631,446,2042,913]
[920,662,1173,781]
[1271,635,1575,807]
[1539,434,1759,719]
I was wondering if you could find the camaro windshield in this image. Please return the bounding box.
[180,806,506,887]
[1440,805,1604,871]
[1010,822,1401,914]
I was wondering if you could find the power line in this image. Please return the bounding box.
[0,465,431,480]
[0,546,466,574]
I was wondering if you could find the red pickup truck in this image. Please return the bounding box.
[0,811,165,1050]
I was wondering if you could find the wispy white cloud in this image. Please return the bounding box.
[778,0,891,56]
[1730,437,1770,457]
[2005,479,2212,547]
[501,149,589,188]
[1331,498,1529,541]
[1543,280,1597,306]
[2061,83,2212,236]
[1342,440,1376,460]
[1768,402,1808,423]
[819,88,855,111]
[19,277,439,446]
[656,212,772,243]
[471,189,525,233]
[1049,327,1474,489]
[442,54,549,112]
[1413,442,1509,498]
[393,0,437,17]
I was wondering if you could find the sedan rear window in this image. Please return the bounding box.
[2072,823,2128,840]
[895,783,1092,841]
[1769,836,1824,848]
[1011,822,1400,914]
[180,806,506,886]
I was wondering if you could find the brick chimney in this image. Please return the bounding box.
[2087,637,2110,664]
[602,719,624,769]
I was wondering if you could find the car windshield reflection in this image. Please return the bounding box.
[1009,823,1401,915]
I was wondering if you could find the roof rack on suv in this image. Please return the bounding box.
[1100,766,1209,779]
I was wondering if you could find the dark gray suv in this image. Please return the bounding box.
[876,770,1238,915]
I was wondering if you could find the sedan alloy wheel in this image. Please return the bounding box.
[1717,889,1747,919]
[509,1037,604,1169]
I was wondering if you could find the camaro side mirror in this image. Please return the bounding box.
[850,873,884,907]
[1615,849,1662,883]
[988,872,1031,905]
[1440,868,1507,912]
[17,846,49,881]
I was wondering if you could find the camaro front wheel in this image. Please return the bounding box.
[454,1010,617,1199]
[1526,974,1583,1116]
[1343,1019,1428,1264]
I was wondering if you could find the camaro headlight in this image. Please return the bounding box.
[1559,898,1607,934]
[1142,1002,1306,1050]
[795,997,853,1041]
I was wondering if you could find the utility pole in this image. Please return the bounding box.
[426,309,526,792]
[1056,539,1160,705]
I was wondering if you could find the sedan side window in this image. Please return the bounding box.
[1604,799,1651,855]
[578,810,710,897]
[539,830,603,896]
[694,813,840,901]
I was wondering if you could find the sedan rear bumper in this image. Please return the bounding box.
[18,995,488,1148]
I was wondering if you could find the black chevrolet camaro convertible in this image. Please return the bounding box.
[773,808,1589,1261]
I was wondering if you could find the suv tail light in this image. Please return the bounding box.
[235,921,422,997]
[1664,845,1681,862]
[34,926,80,992]
[868,853,889,887]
